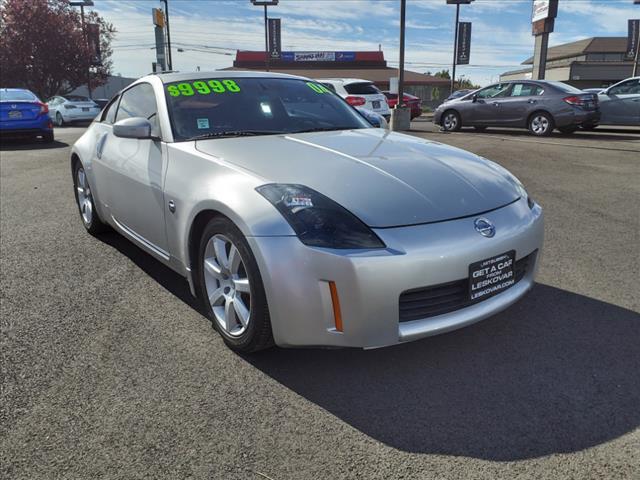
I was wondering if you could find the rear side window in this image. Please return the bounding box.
[345,82,381,95]
[510,83,544,97]
[101,95,120,124]
[0,90,37,101]
[115,83,159,134]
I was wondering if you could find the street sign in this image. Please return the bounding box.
[627,19,640,60]
[268,18,281,59]
[86,23,101,66]
[532,0,551,23]
[152,8,165,27]
[456,22,472,65]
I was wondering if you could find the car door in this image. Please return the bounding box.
[94,82,170,257]
[498,83,544,126]
[598,79,640,125]
[468,83,512,124]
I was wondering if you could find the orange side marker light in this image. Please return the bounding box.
[328,281,343,332]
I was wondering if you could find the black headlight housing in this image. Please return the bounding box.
[256,184,386,249]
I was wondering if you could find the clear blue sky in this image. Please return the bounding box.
[97,0,639,85]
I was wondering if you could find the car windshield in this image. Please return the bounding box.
[164,77,371,141]
[545,81,583,94]
[0,90,37,102]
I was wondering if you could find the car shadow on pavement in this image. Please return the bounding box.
[91,232,640,461]
[247,284,640,461]
[0,139,68,151]
[96,231,203,313]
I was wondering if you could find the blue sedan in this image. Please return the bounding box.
[0,88,54,142]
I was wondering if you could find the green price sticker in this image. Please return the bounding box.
[166,79,241,97]
[306,82,331,94]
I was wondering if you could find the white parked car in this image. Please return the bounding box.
[317,78,391,120]
[47,95,102,126]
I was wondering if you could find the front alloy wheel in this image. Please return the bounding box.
[197,217,273,352]
[442,111,461,132]
[203,234,252,337]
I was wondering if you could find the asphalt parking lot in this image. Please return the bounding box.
[1,123,639,479]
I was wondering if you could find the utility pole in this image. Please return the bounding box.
[390,0,410,131]
[161,0,172,70]
[251,1,279,72]
[446,0,473,94]
[70,1,94,98]
[152,8,167,71]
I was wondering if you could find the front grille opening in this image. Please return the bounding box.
[399,250,536,323]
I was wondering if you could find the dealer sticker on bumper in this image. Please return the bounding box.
[469,250,516,301]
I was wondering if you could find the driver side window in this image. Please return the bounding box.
[476,83,511,99]
[115,83,160,135]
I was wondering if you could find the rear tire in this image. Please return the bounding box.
[441,110,461,132]
[196,216,274,353]
[43,132,54,143]
[72,160,109,235]
[56,112,64,127]
[528,112,554,136]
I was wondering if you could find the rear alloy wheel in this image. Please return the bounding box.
[197,217,273,352]
[73,162,108,235]
[56,112,65,127]
[528,112,554,136]
[441,110,461,132]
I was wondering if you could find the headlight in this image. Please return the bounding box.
[256,184,386,249]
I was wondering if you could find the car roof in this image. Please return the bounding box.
[319,78,373,85]
[146,70,311,84]
[0,88,34,93]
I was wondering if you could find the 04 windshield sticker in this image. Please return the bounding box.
[166,79,241,97]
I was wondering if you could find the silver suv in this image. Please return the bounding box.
[435,80,600,136]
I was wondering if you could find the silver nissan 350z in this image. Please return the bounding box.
[71,71,544,352]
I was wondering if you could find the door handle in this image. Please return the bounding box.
[528,99,537,104]
[492,102,499,107]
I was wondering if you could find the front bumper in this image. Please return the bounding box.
[249,197,543,349]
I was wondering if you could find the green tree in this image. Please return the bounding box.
[0,0,116,99]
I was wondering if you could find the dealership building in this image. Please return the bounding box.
[223,50,450,107]
[500,37,635,89]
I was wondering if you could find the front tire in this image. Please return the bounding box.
[528,112,554,136]
[73,161,108,235]
[196,217,273,353]
[56,112,64,127]
[441,110,461,132]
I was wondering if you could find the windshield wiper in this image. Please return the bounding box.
[188,130,283,141]
[290,126,356,134]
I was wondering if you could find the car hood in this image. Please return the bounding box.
[195,129,521,228]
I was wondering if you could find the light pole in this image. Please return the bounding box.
[70,0,94,98]
[160,0,172,70]
[250,0,278,71]
[446,0,473,94]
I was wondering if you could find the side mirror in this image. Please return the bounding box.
[472,94,478,103]
[113,117,153,139]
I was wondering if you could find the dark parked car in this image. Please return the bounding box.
[0,88,54,142]
[596,76,640,126]
[382,91,422,119]
[444,89,474,102]
[434,80,600,136]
